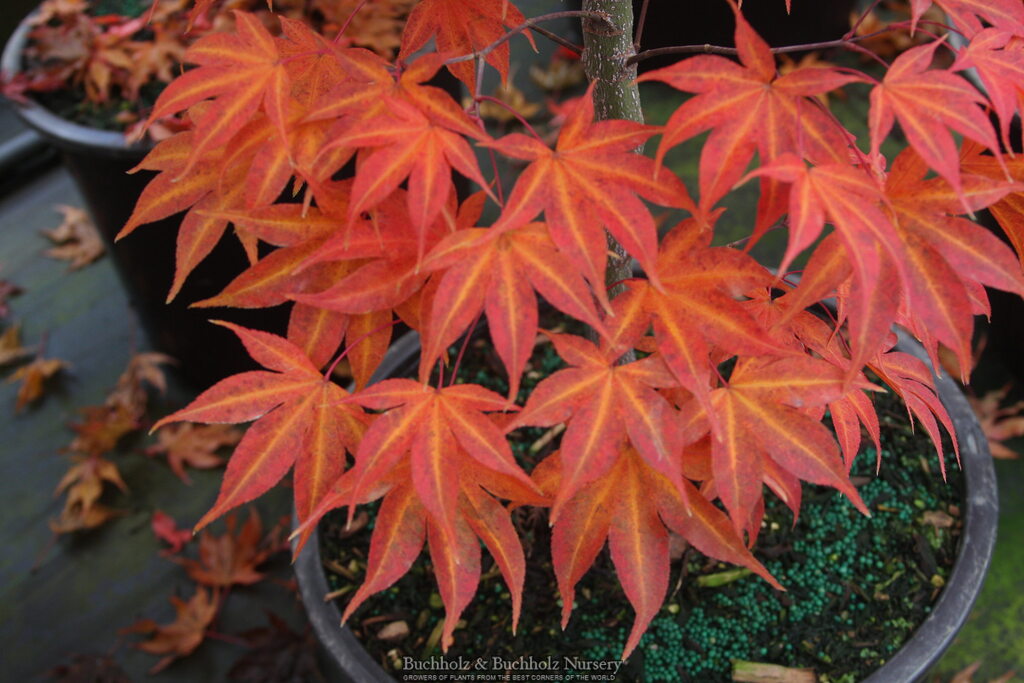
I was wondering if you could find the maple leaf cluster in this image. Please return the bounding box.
[3,1,192,106]
[129,508,311,675]
[123,0,1024,659]
[0,286,69,413]
[1,0,417,139]
[51,351,173,534]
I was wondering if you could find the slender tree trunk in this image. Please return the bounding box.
[581,0,641,300]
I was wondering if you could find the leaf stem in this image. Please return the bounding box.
[323,318,400,382]
[333,0,370,44]
[474,95,545,142]
[448,311,484,387]
[626,26,906,66]
[634,0,651,50]
[531,25,583,55]
[845,0,883,39]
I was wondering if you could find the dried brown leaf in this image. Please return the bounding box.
[949,660,1019,683]
[229,612,323,682]
[68,404,139,457]
[54,455,128,514]
[147,422,241,483]
[174,509,286,588]
[107,351,174,417]
[0,325,31,367]
[49,653,132,683]
[969,385,1024,459]
[7,356,68,412]
[151,510,192,556]
[124,587,218,674]
[42,205,105,271]
[49,500,123,534]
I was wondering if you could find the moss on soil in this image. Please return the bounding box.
[320,328,964,682]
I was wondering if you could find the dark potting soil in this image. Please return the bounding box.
[320,330,964,682]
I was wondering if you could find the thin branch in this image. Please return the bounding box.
[531,25,583,55]
[634,0,651,50]
[334,0,369,45]
[845,0,883,39]
[445,11,613,67]
[448,311,484,387]
[626,26,903,65]
[485,146,506,207]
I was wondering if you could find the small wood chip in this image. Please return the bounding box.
[375,621,410,642]
[529,423,565,454]
[922,510,954,529]
[732,660,816,682]
[696,568,751,588]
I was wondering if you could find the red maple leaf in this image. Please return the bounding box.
[485,86,693,309]
[399,0,530,89]
[153,323,368,537]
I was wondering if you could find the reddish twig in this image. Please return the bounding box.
[626,26,904,66]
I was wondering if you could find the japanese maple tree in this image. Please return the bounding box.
[125,0,1024,660]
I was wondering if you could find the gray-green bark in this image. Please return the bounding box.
[585,0,638,313]
[581,0,643,124]
[580,0,641,308]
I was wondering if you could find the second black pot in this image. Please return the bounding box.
[2,12,290,389]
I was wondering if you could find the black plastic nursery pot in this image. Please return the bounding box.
[2,11,288,389]
[292,330,998,683]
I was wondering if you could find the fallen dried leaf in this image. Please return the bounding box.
[969,384,1024,459]
[174,509,286,588]
[468,78,542,123]
[529,58,585,92]
[42,205,105,270]
[229,612,323,682]
[7,356,68,412]
[67,404,139,457]
[152,510,192,556]
[55,454,128,511]
[124,587,218,674]
[949,660,1019,683]
[49,500,122,534]
[147,422,241,484]
[49,652,131,682]
[107,352,174,416]
[0,325,31,367]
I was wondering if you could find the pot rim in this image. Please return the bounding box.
[293,331,420,683]
[293,330,998,683]
[1,9,150,158]
[860,330,998,682]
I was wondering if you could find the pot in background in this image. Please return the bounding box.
[2,10,290,389]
